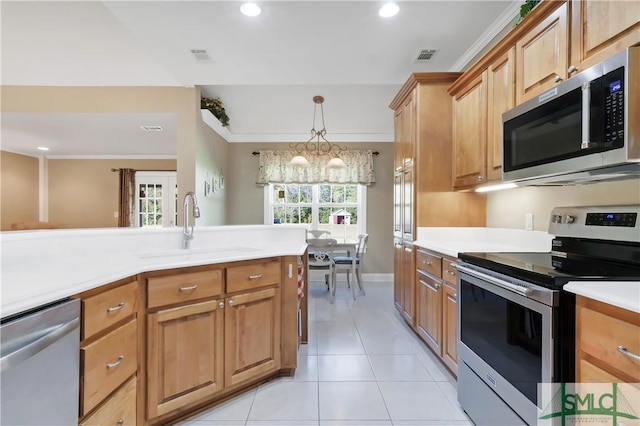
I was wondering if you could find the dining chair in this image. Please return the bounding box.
[307,229,331,239]
[307,238,338,304]
[331,233,368,299]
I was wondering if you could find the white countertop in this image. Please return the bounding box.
[564,281,640,313]
[413,227,553,258]
[1,225,307,319]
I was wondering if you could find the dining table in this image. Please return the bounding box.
[306,237,362,301]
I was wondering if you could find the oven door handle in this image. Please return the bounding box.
[456,264,532,296]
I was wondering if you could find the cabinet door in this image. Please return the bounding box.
[453,71,487,189]
[416,271,441,354]
[393,242,403,313]
[570,0,640,74]
[393,173,402,239]
[515,3,569,103]
[401,245,415,327]
[402,167,414,240]
[225,287,281,387]
[403,92,416,168]
[147,300,224,419]
[486,48,515,182]
[394,108,404,172]
[441,283,457,375]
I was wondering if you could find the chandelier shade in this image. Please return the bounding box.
[289,96,347,169]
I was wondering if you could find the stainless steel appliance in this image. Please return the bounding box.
[502,47,640,185]
[1,298,80,425]
[456,205,640,426]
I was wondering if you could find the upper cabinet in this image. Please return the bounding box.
[570,0,640,74]
[515,2,569,103]
[448,0,640,190]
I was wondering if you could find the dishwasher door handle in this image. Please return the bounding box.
[0,317,79,373]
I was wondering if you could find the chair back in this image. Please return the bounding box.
[307,230,331,239]
[307,238,338,269]
[355,234,369,262]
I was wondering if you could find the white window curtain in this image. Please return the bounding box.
[256,150,376,185]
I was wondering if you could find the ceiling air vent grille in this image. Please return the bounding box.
[414,49,437,63]
[190,49,211,60]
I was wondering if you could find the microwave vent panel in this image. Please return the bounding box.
[414,49,438,63]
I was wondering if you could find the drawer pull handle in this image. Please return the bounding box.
[617,345,640,362]
[106,355,124,369]
[117,420,124,426]
[106,302,125,313]
[179,285,198,292]
[249,274,263,280]
[228,299,235,307]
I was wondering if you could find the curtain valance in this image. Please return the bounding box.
[256,150,376,185]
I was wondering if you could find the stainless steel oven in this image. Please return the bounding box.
[456,263,558,426]
[456,205,640,426]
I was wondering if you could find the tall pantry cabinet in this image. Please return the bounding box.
[390,73,486,328]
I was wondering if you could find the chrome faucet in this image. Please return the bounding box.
[182,191,201,249]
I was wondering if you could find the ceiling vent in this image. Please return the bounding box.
[414,49,437,63]
[140,126,164,132]
[190,49,211,60]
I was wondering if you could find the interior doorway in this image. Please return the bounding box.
[134,171,177,228]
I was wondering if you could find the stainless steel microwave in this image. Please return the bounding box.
[502,46,640,186]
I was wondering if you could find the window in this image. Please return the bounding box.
[264,183,367,240]
[135,171,178,228]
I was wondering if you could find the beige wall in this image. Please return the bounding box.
[48,159,176,228]
[486,179,640,231]
[1,86,198,225]
[195,112,229,226]
[0,151,39,230]
[226,142,394,274]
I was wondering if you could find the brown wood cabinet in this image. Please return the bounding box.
[390,73,486,327]
[414,248,458,376]
[515,2,569,103]
[576,296,640,383]
[147,299,225,419]
[225,287,281,387]
[80,376,137,426]
[76,277,139,421]
[569,0,640,75]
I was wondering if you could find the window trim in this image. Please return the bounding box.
[263,183,367,234]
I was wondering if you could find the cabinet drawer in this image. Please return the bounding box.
[416,250,442,278]
[442,258,458,286]
[81,319,138,415]
[578,305,640,381]
[226,259,281,293]
[82,280,138,340]
[147,269,223,309]
[80,376,136,426]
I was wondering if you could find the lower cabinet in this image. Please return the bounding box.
[414,248,458,376]
[147,299,225,419]
[225,287,281,387]
[80,376,137,426]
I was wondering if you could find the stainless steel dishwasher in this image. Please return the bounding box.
[1,298,80,425]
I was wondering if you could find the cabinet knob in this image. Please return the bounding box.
[228,299,235,307]
[554,75,563,83]
[117,420,124,426]
[477,175,483,181]
[567,65,578,75]
[219,301,225,309]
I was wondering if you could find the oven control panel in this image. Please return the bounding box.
[549,205,640,243]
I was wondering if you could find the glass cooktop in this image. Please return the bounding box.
[458,251,640,288]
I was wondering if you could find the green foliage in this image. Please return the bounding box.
[201,97,230,127]
[515,0,541,26]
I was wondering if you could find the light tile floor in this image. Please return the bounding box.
[178,280,473,426]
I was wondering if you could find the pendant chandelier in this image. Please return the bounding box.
[289,96,347,169]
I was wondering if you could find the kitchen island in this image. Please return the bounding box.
[1,225,307,426]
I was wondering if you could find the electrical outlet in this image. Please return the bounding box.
[113,211,119,218]
[525,213,534,231]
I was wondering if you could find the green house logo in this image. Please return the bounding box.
[539,383,639,425]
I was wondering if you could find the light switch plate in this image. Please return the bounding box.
[525,213,533,231]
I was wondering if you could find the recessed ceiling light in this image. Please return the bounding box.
[37,146,50,151]
[240,3,261,17]
[379,3,399,18]
[140,125,164,132]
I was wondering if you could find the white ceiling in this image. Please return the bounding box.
[1,0,519,157]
